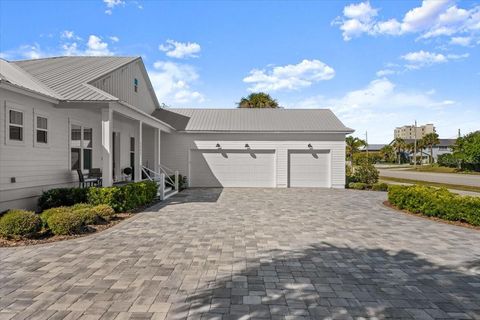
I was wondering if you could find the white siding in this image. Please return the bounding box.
[0,89,102,211]
[91,61,157,114]
[161,132,346,188]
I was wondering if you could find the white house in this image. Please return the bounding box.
[0,56,353,211]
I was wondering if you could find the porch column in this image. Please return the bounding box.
[135,120,143,182]
[154,128,161,173]
[101,107,113,187]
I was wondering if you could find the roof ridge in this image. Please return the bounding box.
[11,55,139,62]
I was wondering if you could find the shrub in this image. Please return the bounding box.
[437,154,458,168]
[40,207,69,228]
[168,174,188,190]
[371,182,389,191]
[348,182,367,190]
[352,162,379,184]
[90,204,115,221]
[388,185,480,226]
[87,180,157,212]
[353,152,382,165]
[38,187,88,211]
[0,210,42,239]
[46,210,85,235]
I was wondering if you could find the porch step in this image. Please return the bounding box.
[164,189,178,200]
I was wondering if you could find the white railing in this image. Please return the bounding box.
[141,165,179,200]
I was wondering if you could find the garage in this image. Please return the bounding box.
[189,149,275,187]
[289,150,331,187]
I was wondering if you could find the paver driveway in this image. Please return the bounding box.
[1,188,480,320]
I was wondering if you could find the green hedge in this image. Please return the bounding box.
[87,180,158,212]
[347,182,388,191]
[388,185,480,226]
[38,187,88,211]
[0,210,42,239]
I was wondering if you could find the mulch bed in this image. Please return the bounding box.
[0,198,164,248]
[383,201,480,231]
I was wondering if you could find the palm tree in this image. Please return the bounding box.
[237,92,279,108]
[416,138,426,165]
[380,145,395,163]
[392,137,406,164]
[345,136,366,165]
[423,132,440,164]
[405,142,415,163]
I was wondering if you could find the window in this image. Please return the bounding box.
[134,78,138,93]
[36,116,48,144]
[70,124,93,170]
[9,110,23,141]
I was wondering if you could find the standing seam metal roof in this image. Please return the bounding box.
[12,56,137,101]
[152,108,354,132]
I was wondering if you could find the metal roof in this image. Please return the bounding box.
[13,56,137,101]
[403,138,456,147]
[0,59,61,99]
[360,144,386,151]
[152,108,354,133]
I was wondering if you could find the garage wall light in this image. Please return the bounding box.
[308,143,312,148]
[216,143,220,148]
[245,144,250,148]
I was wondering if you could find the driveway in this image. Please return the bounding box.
[379,168,480,187]
[1,188,479,320]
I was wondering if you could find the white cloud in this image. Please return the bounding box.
[149,61,204,105]
[159,39,201,59]
[109,36,120,43]
[243,59,335,92]
[401,50,468,69]
[291,78,466,142]
[84,35,113,56]
[62,42,79,56]
[376,69,395,77]
[450,36,472,46]
[61,30,75,39]
[334,0,480,45]
[104,0,125,15]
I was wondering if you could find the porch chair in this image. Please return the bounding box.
[77,169,101,188]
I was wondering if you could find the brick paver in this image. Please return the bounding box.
[1,188,479,319]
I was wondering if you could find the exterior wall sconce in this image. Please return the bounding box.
[216,143,220,148]
[245,144,250,148]
[308,143,312,148]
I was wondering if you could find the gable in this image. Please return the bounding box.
[90,59,158,114]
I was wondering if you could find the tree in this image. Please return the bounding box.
[405,142,415,163]
[416,138,426,164]
[453,131,480,170]
[345,136,366,165]
[237,92,279,108]
[392,137,406,164]
[380,145,395,163]
[423,133,440,164]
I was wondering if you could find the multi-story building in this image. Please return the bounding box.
[394,124,435,139]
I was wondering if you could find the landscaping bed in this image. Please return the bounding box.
[386,185,480,228]
[0,180,160,247]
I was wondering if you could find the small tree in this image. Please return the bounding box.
[423,133,440,164]
[393,137,406,164]
[237,92,279,108]
[345,136,366,165]
[380,145,395,163]
[453,131,480,171]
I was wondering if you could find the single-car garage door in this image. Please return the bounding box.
[289,150,330,187]
[189,149,275,187]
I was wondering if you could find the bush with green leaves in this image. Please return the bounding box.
[0,209,42,239]
[388,185,480,226]
[90,204,116,221]
[40,207,69,228]
[371,182,389,191]
[437,154,458,168]
[348,182,367,190]
[87,180,157,212]
[352,162,379,184]
[38,187,88,211]
[46,210,85,236]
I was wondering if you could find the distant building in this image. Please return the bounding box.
[402,138,456,163]
[359,144,386,152]
[394,124,435,139]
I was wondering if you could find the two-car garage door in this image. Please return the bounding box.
[189,148,331,188]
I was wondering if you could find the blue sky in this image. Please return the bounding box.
[1,0,479,142]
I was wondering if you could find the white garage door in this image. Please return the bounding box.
[289,150,330,187]
[189,149,275,187]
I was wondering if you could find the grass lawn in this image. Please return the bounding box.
[405,165,480,175]
[379,176,480,193]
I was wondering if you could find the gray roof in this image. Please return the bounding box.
[152,108,354,133]
[0,59,61,99]
[403,138,456,147]
[360,144,386,151]
[13,56,137,101]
